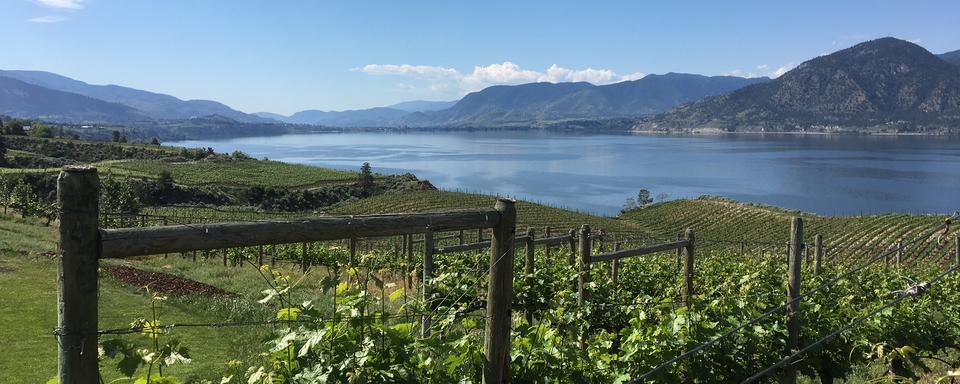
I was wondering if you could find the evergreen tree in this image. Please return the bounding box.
[358,162,374,196]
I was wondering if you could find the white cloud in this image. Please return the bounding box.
[356,61,646,96]
[34,0,84,9]
[725,62,796,79]
[772,63,795,78]
[28,15,66,23]
[353,64,459,79]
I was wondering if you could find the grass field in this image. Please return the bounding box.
[0,214,278,383]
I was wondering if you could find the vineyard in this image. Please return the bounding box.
[105,159,360,188]
[30,167,960,384]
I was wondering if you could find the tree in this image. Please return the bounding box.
[0,136,7,167]
[150,137,161,145]
[112,131,121,142]
[156,170,175,200]
[656,192,669,202]
[27,123,55,138]
[4,120,25,136]
[358,162,374,196]
[10,181,39,218]
[637,189,654,207]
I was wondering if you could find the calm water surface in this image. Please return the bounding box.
[168,132,960,216]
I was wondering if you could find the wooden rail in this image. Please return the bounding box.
[589,239,690,263]
[433,235,536,254]
[55,167,517,384]
[100,211,499,258]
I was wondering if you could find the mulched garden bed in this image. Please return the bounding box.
[104,265,234,297]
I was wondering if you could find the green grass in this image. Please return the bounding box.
[105,158,359,188]
[0,214,274,383]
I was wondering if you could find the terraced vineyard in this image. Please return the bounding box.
[328,190,653,237]
[623,197,952,264]
[105,159,359,188]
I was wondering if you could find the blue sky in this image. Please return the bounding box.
[2,0,958,115]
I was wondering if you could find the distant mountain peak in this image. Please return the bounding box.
[639,37,960,132]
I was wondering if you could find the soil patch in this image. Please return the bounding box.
[104,265,234,297]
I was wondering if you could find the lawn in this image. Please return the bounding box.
[0,215,274,383]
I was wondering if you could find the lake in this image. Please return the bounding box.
[168,131,960,216]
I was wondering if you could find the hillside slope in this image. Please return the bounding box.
[407,74,767,126]
[0,70,266,123]
[637,38,960,132]
[0,76,147,122]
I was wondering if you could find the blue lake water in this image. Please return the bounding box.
[168,132,960,216]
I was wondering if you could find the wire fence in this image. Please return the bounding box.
[86,207,960,382]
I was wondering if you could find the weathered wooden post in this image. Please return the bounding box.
[478,227,485,243]
[349,238,358,265]
[405,234,414,287]
[458,229,465,245]
[544,226,552,259]
[578,225,592,307]
[596,229,605,253]
[783,217,803,384]
[814,234,823,276]
[611,242,621,286]
[676,233,683,270]
[270,244,277,267]
[421,227,434,337]
[955,236,959,267]
[257,244,264,266]
[222,248,228,267]
[484,199,516,384]
[56,166,101,384]
[301,242,308,273]
[895,239,903,268]
[683,229,695,308]
[568,229,577,267]
[740,241,745,257]
[578,224,591,351]
[524,228,536,323]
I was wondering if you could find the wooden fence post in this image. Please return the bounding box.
[56,166,101,384]
[895,239,903,268]
[783,217,803,384]
[955,236,959,267]
[484,199,516,384]
[544,226,552,259]
[301,242,308,273]
[611,242,621,286]
[740,241,745,257]
[405,234,414,287]
[814,234,823,276]
[675,233,683,270]
[525,228,535,323]
[257,245,264,266]
[222,248,228,267]
[568,229,577,267]
[421,227,434,337]
[349,238,358,265]
[459,229,465,245]
[682,229,695,308]
[578,224,591,351]
[478,227,484,243]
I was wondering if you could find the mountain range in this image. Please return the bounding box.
[0,70,270,123]
[402,73,769,127]
[2,37,958,133]
[636,38,960,132]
